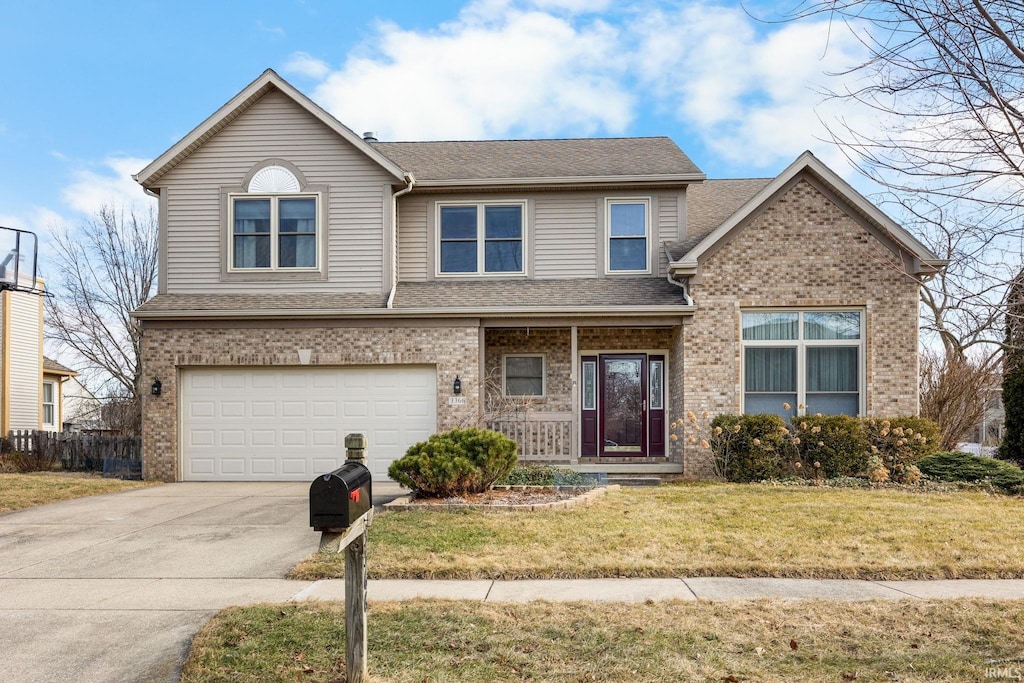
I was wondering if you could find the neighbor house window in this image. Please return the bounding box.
[42,381,56,428]
[742,310,863,419]
[607,199,649,273]
[504,355,545,397]
[439,203,524,275]
[231,196,317,270]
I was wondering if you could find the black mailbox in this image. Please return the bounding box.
[310,462,372,531]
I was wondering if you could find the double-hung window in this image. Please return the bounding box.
[439,203,524,275]
[42,381,56,429]
[232,195,317,270]
[742,310,863,419]
[607,199,649,273]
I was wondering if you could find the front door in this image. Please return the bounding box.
[580,353,666,457]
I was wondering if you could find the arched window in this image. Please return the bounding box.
[230,164,319,270]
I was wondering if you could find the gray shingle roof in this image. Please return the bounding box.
[669,178,772,258]
[393,278,687,309]
[43,356,77,375]
[372,138,703,183]
[134,293,388,314]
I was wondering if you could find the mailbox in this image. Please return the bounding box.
[310,462,372,531]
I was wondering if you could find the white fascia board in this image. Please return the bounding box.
[668,151,945,277]
[134,69,406,188]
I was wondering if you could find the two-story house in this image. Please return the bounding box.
[132,70,944,482]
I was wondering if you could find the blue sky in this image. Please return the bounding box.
[0,0,877,248]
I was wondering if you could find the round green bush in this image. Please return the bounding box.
[796,415,868,477]
[917,451,1024,493]
[387,427,518,497]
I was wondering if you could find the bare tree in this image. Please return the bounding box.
[783,0,1024,356]
[45,205,158,432]
[919,348,998,450]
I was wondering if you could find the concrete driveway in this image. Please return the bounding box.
[0,481,403,683]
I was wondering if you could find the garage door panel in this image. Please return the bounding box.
[181,366,436,481]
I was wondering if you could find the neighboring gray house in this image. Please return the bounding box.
[132,69,944,482]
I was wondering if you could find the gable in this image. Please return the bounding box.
[670,152,945,279]
[135,70,405,189]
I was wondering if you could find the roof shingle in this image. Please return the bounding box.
[373,137,703,183]
[393,278,687,309]
[669,178,772,258]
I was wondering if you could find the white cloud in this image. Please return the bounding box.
[631,3,877,174]
[309,2,633,140]
[282,52,331,79]
[60,156,155,217]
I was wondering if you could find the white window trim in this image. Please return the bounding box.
[42,380,57,429]
[740,309,866,417]
[502,353,546,398]
[435,200,528,277]
[227,192,322,272]
[605,197,651,275]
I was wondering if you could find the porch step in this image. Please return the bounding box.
[605,475,663,487]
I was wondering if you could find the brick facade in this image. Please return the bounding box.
[141,322,481,482]
[681,178,921,477]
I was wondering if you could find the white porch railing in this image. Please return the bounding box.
[486,412,573,460]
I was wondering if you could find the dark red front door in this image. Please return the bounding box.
[580,353,666,457]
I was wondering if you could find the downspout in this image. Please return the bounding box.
[663,245,693,306]
[387,173,416,309]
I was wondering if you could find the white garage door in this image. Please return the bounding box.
[181,366,436,481]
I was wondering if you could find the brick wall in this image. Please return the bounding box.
[141,322,481,481]
[682,177,921,477]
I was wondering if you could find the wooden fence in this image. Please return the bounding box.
[4,430,141,477]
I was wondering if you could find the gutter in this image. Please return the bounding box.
[386,173,416,309]
[132,303,698,322]
[664,245,694,306]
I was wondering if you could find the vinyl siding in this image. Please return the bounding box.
[397,190,681,281]
[158,89,395,294]
[8,290,41,430]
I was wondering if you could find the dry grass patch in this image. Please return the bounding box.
[182,598,1024,682]
[0,473,155,513]
[292,484,1024,580]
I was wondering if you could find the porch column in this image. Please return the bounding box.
[570,324,578,465]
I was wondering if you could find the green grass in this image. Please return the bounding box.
[0,473,155,513]
[182,599,1024,682]
[292,483,1024,580]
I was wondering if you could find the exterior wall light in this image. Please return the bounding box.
[151,378,162,396]
[453,376,462,395]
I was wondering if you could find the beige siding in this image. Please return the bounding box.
[159,89,395,294]
[534,195,599,279]
[397,194,429,281]
[8,290,41,430]
[656,194,678,277]
[397,190,681,281]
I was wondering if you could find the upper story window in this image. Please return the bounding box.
[741,310,864,421]
[606,198,650,273]
[229,165,319,271]
[438,202,524,275]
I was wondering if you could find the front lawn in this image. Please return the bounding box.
[0,473,155,513]
[292,484,1024,580]
[182,598,1024,682]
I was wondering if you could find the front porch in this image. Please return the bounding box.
[480,323,685,474]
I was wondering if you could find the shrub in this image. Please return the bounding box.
[918,451,1024,493]
[794,415,868,478]
[497,464,589,487]
[862,416,939,483]
[387,428,518,497]
[710,413,789,482]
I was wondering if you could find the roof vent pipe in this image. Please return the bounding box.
[362,132,378,142]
